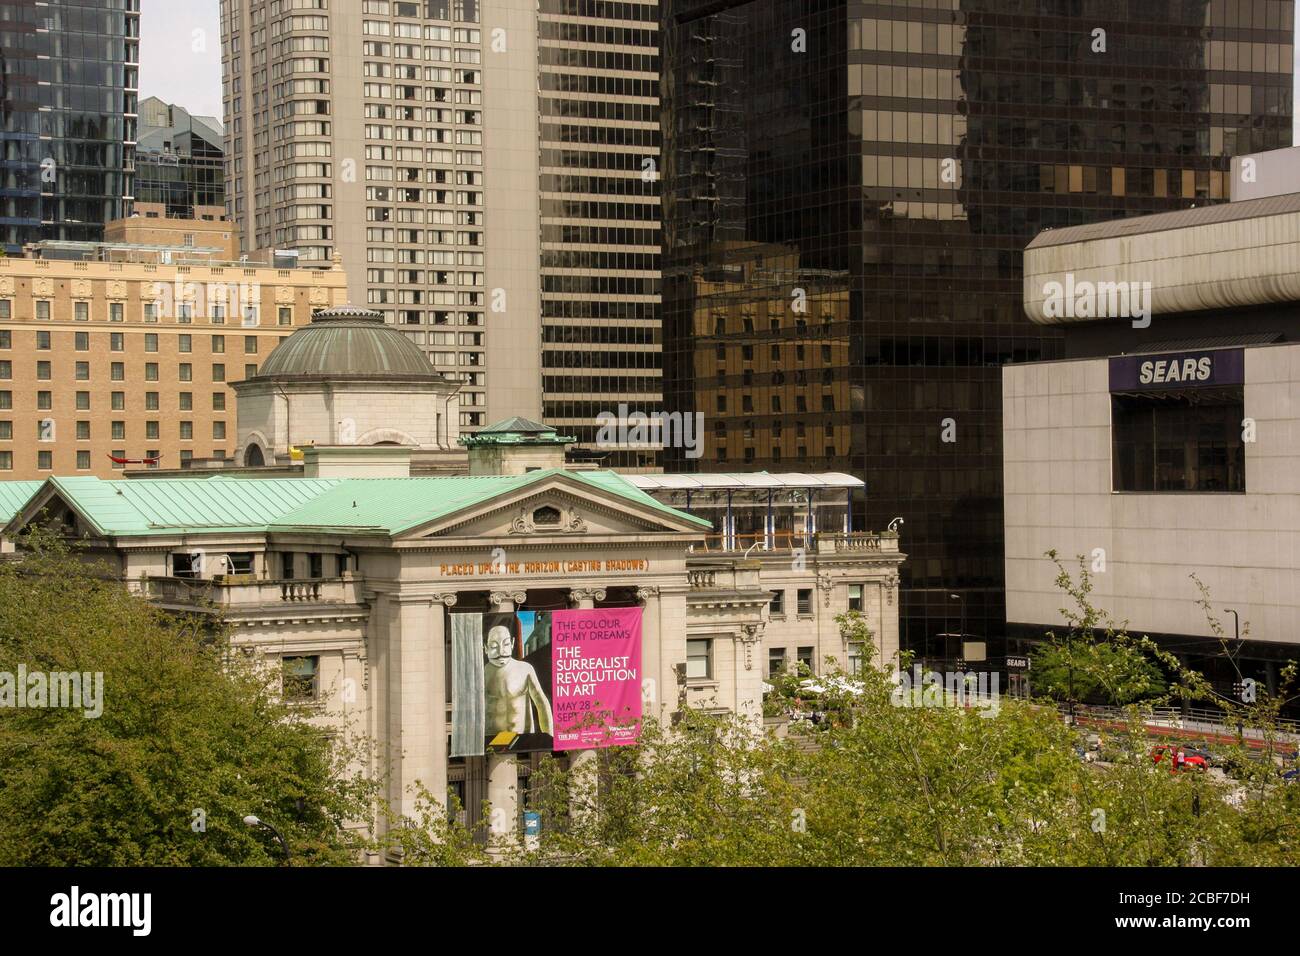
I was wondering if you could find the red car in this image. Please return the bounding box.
[1152,745,1208,772]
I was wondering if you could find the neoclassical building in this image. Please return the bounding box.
[0,308,906,850]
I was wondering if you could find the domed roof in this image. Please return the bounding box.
[254,306,441,380]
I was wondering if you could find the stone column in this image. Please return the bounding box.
[388,595,436,824]
[566,587,607,823]
[486,589,526,844]
[427,593,457,818]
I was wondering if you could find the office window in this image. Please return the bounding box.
[282,656,320,701]
[111,362,124,381]
[242,306,260,327]
[111,449,125,465]
[848,584,863,612]
[143,303,158,323]
[212,335,225,353]
[797,588,813,615]
[76,450,90,470]
[110,332,124,351]
[769,647,786,676]
[74,302,89,322]
[179,392,193,411]
[76,391,90,410]
[37,450,52,470]
[0,451,10,470]
[178,362,193,382]
[245,363,257,378]
[0,391,9,409]
[0,362,8,380]
[213,421,227,440]
[145,392,159,411]
[281,552,296,579]
[279,306,293,326]
[685,638,712,680]
[36,361,50,380]
[0,421,10,440]
[35,301,50,321]
[178,303,194,324]
[75,332,89,351]
[111,392,125,411]
[212,392,226,411]
[0,330,8,349]
[179,334,192,353]
[1112,391,1245,493]
[212,364,225,382]
[770,589,785,616]
[180,450,193,465]
[145,362,158,381]
[37,391,51,409]
[180,421,193,440]
[146,421,160,440]
[36,331,50,350]
[145,333,158,352]
[109,302,124,323]
[146,450,160,468]
[245,336,258,354]
[797,646,815,674]
[76,421,90,440]
[211,304,226,325]
[847,642,864,676]
[112,421,126,440]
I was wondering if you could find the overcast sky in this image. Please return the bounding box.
[139,0,1300,138]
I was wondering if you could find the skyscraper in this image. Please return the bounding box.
[221,0,664,453]
[660,0,1295,653]
[136,96,226,220]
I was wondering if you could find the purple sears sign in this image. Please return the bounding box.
[1109,348,1245,392]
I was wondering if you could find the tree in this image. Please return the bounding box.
[0,531,377,865]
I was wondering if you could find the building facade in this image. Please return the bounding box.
[1007,189,1300,702]
[219,0,664,459]
[135,97,226,221]
[0,0,140,252]
[660,0,1295,657]
[0,230,347,479]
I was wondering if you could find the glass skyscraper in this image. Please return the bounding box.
[0,0,139,252]
[660,0,1294,655]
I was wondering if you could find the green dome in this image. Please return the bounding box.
[255,306,440,380]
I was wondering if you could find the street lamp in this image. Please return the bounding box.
[243,814,291,865]
[1224,608,1244,743]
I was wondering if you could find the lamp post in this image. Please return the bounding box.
[1225,607,1243,743]
[243,814,291,865]
[949,592,966,666]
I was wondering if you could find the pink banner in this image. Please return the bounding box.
[551,608,642,750]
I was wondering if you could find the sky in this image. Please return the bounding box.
[139,0,1300,139]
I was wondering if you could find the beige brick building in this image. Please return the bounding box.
[0,227,348,479]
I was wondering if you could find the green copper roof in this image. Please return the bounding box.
[0,481,43,526]
[254,306,442,380]
[461,416,576,446]
[479,417,554,434]
[1,469,711,538]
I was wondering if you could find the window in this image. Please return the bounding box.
[0,361,8,380]
[111,449,124,465]
[111,362,124,381]
[0,451,10,470]
[73,361,88,381]
[797,588,813,615]
[146,421,160,441]
[245,364,258,379]
[242,306,260,327]
[212,392,226,411]
[180,363,193,382]
[36,331,50,350]
[145,333,158,352]
[178,303,193,324]
[145,393,159,410]
[0,421,10,440]
[282,656,320,701]
[848,584,863,612]
[74,302,89,322]
[110,332,124,351]
[212,364,225,382]
[309,553,323,578]
[76,421,90,440]
[0,330,8,349]
[213,421,227,440]
[180,421,193,440]
[244,336,258,354]
[171,552,201,577]
[769,647,786,676]
[37,450,52,470]
[145,362,158,382]
[112,421,126,441]
[769,589,785,616]
[281,552,296,579]
[179,392,192,411]
[74,332,89,351]
[143,303,158,323]
[211,304,226,325]
[35,301,50,321]
[847,643,864,676]
[226,552,254,575]
[36,361,50,380]
[37,391,51,410]
[76,391,90,410]
[111,392,125,411]
[146,450,160,468]
[179,334,192,353]
[685,638,712,680]
[279,307,293,326]
[110,302,124,323]
[797,646,815,674]
[212,335,225,353]
[0,391,9,409]
[1112,390,1245,492]
[76,450,90,470]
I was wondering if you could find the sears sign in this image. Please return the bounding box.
[1109,348,1244,392]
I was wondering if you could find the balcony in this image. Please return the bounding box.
[691,531,899,555]
[142,575,362,613]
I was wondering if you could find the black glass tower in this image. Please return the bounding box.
[660,0,1294,655]
[0,0,139,252]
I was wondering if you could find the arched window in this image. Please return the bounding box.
[244,445,265,466]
